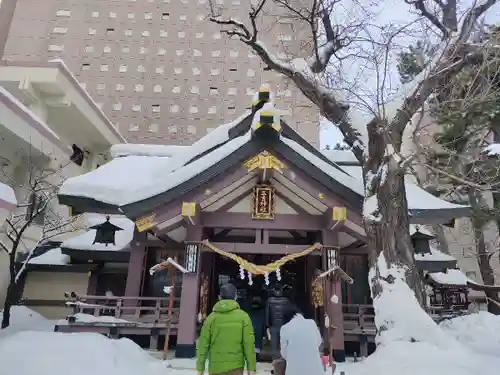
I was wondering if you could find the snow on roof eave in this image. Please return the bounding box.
[409,206,472,224]
[110,144,189,158]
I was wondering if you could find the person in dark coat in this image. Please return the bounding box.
[265,284,291,359]
[249,295,266,361]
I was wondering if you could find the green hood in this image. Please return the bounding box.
[213,299,240,313]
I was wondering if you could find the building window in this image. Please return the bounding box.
[152,104,160,113]
[187,125,197,134]
[100,64,109,72]
[230,51,238,58]
[197,14,205,21]
[196,32,204,39]
[213,32,221,39]
[176,49,184,56]
[137,65,146,72]
[88,28,97,35]
[247,69,255,77]
[128,13,135,19]
[140,47,148,54]
[119,65,128,72]
[109,12,117,18]
[160,30,168,37]
[122,46,130,53]
[211,69,220,76]
[172,86,181,93]
[92,11,99,18]
[192,68,201,75]
[149,124,159,133]
[116,84,124,91]
[209,87,218,95]
[228,88,237,95]
[179,15,187,21]
[106,28,115,36]
[208,106,216,114]
[48,45,64,52]
[56,10,71,17]
[170,105,180,113]
[142,31,150,37]
[103,46,111,53]
[132,104,141,112]
[144,12,153,20]
[156,66,164,74]
[129,124,140,132]
[168,125,178,133]
[162,13,170,20]
[178,32,186,38]
[212,50,220,57]
[279,34,292,41]
[229,68,237,72]
[153,85,162,93]
[81,63,91,71]
[124,29,132,36]
[158,48,167,55]
[85,46,93,53]
[134,84,144,92]
[189,106,198,114]
[174,68,183,74]
[52,27,67,34]
[112,103,122,111]
[193,49,202,57]
[97,83,106,91]
[191,86,199,94]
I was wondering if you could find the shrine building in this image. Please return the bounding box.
[16,87,476,361]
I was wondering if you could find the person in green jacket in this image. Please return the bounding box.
[197,283,257,375]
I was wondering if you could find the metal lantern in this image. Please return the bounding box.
[324,246,339,269]
[89,216,123,246]
[184,242,200,273]
[411,228,435,255]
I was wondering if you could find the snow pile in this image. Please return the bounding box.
[0,181,16,206]
[29,248,69,265]
[0,331,166,375]
[415,247,456,262]
[369,252,458,349]
[0,306,54,338]
[440,311,500,357]
[346,339,499,375]
[62,214,135,251]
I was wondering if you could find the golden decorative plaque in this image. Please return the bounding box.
[252,185,275,220]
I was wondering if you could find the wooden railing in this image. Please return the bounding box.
[64,295,180,323]
[342,304,376,334]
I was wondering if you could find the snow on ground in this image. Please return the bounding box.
[440,311,500,358]
[0,332,167,375]
[58,313,131,324]
[0,306,54,338]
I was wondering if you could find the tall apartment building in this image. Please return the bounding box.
[0,0,320,147]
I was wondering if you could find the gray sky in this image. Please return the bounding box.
[319,0,500,149]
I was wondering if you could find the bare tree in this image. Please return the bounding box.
[0,158,81,328]
[208,0,499,336]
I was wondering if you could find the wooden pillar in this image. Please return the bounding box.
[87,271,99,295]
[322,229,346,363]
[175,219,202,358]
[124,231,147,303]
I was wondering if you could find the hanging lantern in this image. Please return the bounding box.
[275,267,281,281]
[324,314,330,328]
[411,227,435,255]
[89,216,123,246]
[264,271,270,285]
[239,265,245,280]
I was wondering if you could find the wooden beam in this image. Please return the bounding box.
[201,211,324,231]
[205,242,321,254]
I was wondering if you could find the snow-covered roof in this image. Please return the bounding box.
[415,247,456,262]
[59,111,251,206]
[59,103,470,223]
[321,150,358,164]
[61,215,135,251]
[428,269,473,286]
[0,181,17,208]
[484,143,500,156]
[29,248,69,265]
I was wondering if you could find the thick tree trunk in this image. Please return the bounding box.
[1,283,14,329]
[468,189,500,314]
[431,225,450,255]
